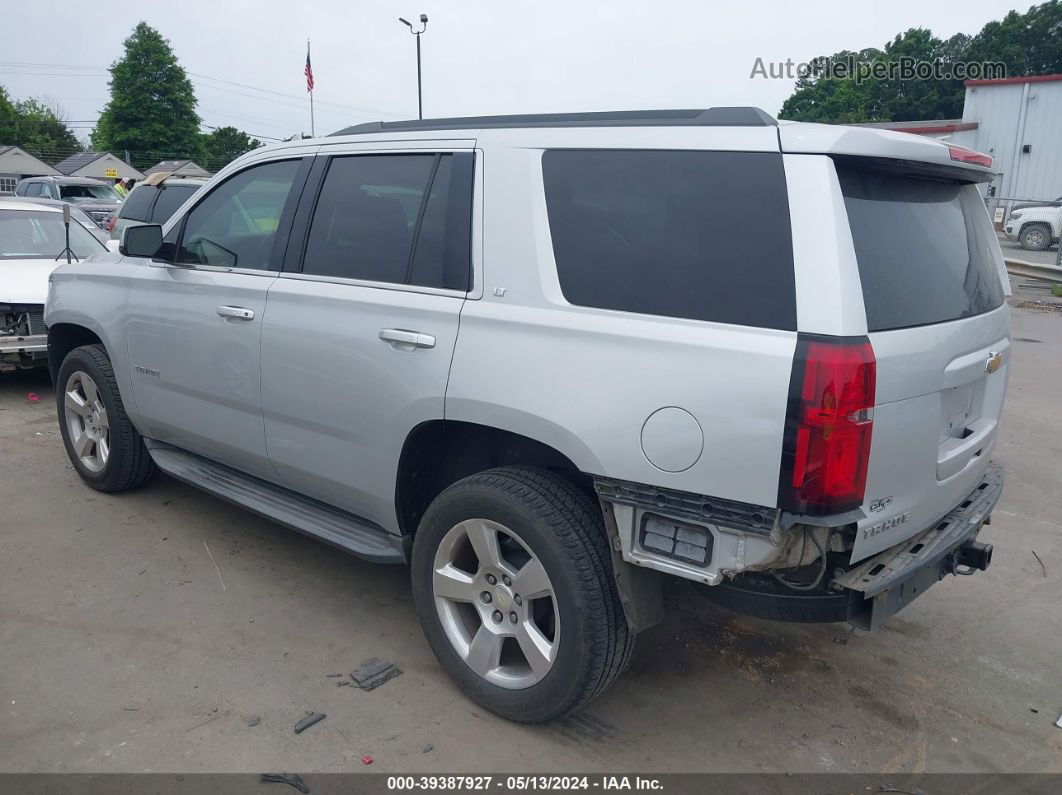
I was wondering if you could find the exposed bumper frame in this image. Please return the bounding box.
[0,334,48,355]
[835,462,1004,630]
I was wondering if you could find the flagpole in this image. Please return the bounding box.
[307,38,316,137]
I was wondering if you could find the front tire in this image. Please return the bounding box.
[56,344,156,492]
[411,466,633,723]
[1019,223,1051,251]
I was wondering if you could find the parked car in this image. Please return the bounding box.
[1,201,107,372]
[13,176,123,229]
[108,173,206,239]
[1005,204,1061,250]
[45,109,1010,722]
[1008,194,1062,213]
[3,197,111,245]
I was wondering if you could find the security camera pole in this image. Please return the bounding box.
[398,14,429,119]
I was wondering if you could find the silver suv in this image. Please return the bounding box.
[14,175,122,228]
[45,108,1010,722]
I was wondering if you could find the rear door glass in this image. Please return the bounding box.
[542,149,796,330]
[837,167,1004,331]
[150,185,198,224]
[302,152,473,290]
[119,187,157,221]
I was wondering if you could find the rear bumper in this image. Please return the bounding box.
[834,461,1003,630]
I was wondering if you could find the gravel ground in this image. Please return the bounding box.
[0,303,1060,774]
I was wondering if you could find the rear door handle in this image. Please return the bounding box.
[216,305,255,321]
[379,328,436,349]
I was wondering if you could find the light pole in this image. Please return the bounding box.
[399,14,428,119]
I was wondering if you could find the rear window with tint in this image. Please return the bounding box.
[838,168,1004,331]
[542,149,796,330]
[150,185,198,223]
[119,186,157,221]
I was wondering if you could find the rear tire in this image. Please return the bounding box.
[56,344,156,493]
[411,466,633,723]
[1019,223,1051,251]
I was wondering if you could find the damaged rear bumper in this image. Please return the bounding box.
[833,462,1003,630]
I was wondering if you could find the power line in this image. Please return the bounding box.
[0,59,402,117]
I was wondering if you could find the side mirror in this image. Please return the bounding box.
[119,223,163,258]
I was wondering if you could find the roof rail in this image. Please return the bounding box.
[330,107,777,136]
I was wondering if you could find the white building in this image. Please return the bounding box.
[871,75,1062,206]
[52,151,145,183]
[954,74,1062,205]
[0,145,60,194]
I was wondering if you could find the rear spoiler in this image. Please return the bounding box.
[779,122,995,183]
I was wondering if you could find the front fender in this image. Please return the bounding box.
[46,260,141,429]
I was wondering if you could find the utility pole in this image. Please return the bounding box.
[399,14,428,119]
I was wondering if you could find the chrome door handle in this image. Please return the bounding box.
[216,305,255,321]
[379,328,436,349]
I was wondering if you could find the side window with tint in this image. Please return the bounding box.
[176,159,301,269]
[118,186,156,221]
[542,149,796,330]
[302,152,473,290]
[150,185,197,224]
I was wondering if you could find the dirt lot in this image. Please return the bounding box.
[1,298,1061,775]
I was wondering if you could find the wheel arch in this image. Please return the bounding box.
[395,419,595,536]
[47,323,104,383]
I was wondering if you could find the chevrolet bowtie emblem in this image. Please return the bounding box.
[985,351,1003,374]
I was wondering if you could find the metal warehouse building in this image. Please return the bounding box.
[954,74,1062,208]
[869,74,1062,213]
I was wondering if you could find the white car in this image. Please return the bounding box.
[1005,204,1061,251]
[1,200,108,372]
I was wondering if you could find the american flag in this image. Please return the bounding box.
[305,42,314,92]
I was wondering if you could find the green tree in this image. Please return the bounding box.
[9,98,83,160]
[200,126,262,170]
[778,1,1062,124]
[91,22,201,168]
[0,85,82,160]
[964,1,1062,77]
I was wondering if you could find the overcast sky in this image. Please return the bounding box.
[0,0,1040,144]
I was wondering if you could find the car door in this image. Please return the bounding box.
[125,155,312,479]
[261,145,477,532]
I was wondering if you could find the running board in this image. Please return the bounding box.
[145,440,406,564]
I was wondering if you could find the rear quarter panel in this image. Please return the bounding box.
[446,140,796,507]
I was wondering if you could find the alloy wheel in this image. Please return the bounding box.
[432,518,559,689]
[64,371,110,473]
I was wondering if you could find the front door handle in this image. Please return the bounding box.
[379,328,436,350]
[216,305,255,321]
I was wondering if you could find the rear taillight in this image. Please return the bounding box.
[778,336,876,515]
[947,145,993,169]
[106,214,117,232]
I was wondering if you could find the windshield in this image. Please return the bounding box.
[0,210,107,259]
[58,183,120,203]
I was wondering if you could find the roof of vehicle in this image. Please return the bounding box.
[136,173,209,188]
[6,197,93,215]
[18,174,112,186]
[246,107,993,182]
[332,107,778,136]
[0,198,63,212]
